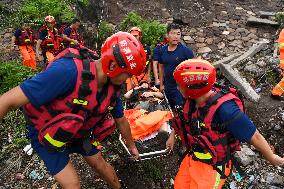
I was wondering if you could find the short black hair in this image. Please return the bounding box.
[167,23,181,33]
[71,18,81,24]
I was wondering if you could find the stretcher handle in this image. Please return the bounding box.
[162,91,174,117]
[119,134,170,161]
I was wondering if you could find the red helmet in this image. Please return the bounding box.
[173,59,216,99]
[129,26,142,39]
[101,32,146,77]
[44,15,55,23]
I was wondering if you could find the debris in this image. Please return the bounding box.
[229,39,269,67]
[23,144,33,155]
[259,11,276,18]
[247,17,279,26]
[15,172,25,180]
[218,63,260,102]
[29,170,44,180]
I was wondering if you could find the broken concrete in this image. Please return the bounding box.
[213,53,241,66]
[247,17,279,26]
[258,11,276,18]
[229,40,269,67]
[218,63,260,102]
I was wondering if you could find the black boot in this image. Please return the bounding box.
[270,94,284,101]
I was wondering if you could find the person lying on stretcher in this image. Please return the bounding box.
[124,81,176,153]
[124,81,164,111]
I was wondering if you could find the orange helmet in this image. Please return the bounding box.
[173,59,216,99]
[129,26,142,39]
[101,32,147,77]
[44,15,55,23]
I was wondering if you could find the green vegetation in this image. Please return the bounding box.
[97,21,114,48]
[275,12,284,25]
[0,61,37,94]
[0,61,37,159]
[1,0,90,28]
[120,11,167,48]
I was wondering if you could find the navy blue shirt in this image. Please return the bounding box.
[153,43,194,90]
[20,58,124,118]
[213,100,256,142]
[63,27,72,37]
[14,29,22,37]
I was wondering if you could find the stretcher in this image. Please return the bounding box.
[119,122,171,161]
[120,92,173,161]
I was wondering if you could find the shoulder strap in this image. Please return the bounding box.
[71,48,96,114]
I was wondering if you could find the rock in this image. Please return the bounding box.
[247,11,256,16]
[196,43,206,48]
[244,64,260,74]
[196,32,206,37]
[265,172,284,185]
[256,60,267,67]
[166,18,174,24]
[4,33,12,39]
[190,28,197,33]
[242,37,250,42]
[247,33,258,40]
[183,36,194,44]
[222,31,230,35]
[196,37,205,43]
[235,28,249,34]
[235,146,256,166]
[205,38,214,45]
[227,35,235,41]
[229,40,243,47]
[161,8,171,18]
[249,28,258,34]
[197,47,212,54]
[217,42,226,49]
[274,124,281,131]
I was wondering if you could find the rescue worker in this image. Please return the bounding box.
[11,22,37,70]
[154,23,194,109]
[62,18,85,48]
[169,59,284,189]
[271,28,284,101]
[126,26,152,91]
[36,15,63,64]
[0,32,146,189]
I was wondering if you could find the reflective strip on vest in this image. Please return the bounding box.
[107,106,114,111]
[44,133,66,147]
[213,165,222,189]
[279,42,284,49]
[92,140,101,147]
[73,98,88,106]
[276,83,284,92]
[193,151,212,160]
[280,60,284,64]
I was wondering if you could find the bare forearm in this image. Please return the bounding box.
[116,116,135,147]
[0,86,29,119]
[36,40,41,54]
[153,61,159,81]
[250,130,274,162]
